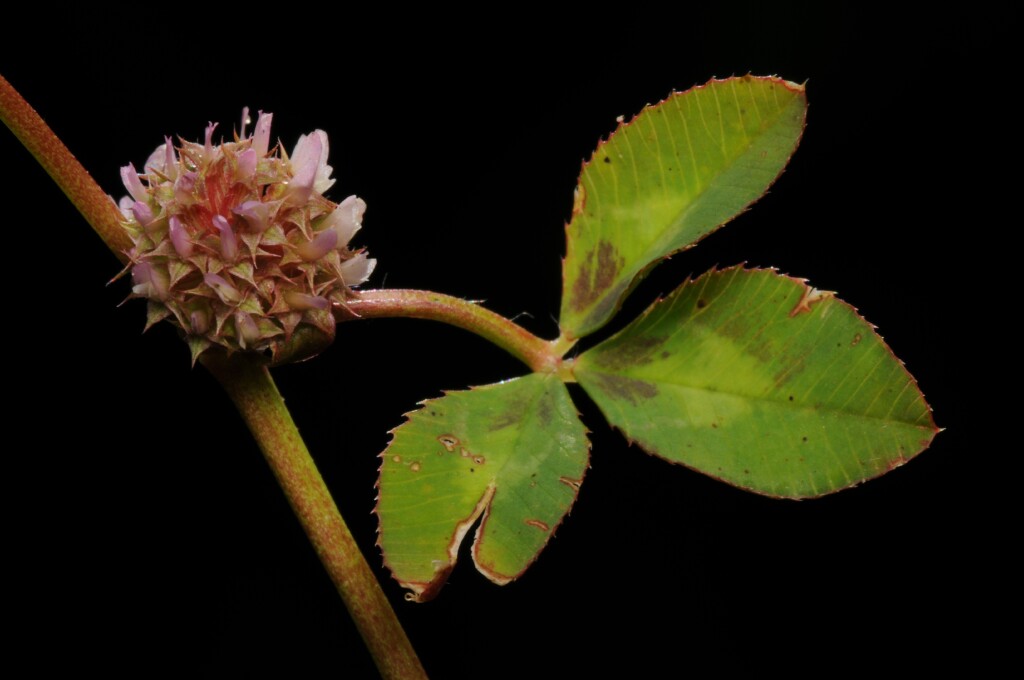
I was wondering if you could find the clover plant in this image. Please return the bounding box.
[1,73,938,679]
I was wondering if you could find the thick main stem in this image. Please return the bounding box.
[0,74,131,262]
[205,355,426,679]
[344,289,568,373]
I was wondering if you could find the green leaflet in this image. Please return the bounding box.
[376,373,589,601]
[574,268,938,499]
[560,75,806,339]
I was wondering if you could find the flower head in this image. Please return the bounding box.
[117,109,374,364]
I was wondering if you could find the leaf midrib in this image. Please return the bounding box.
[579,364,931,431]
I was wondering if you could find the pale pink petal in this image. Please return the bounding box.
[253,111,273,157]
[143,138,178,177]
[236,148,257,180]
[323,195,366,248]
[339,253,375,286]
[118,195,134,219]
[130,262,152,295]
[144,143,166,175]
[163,137,178,180]
[175,171,197,204]
[204,121,218,160]
[288,132,322,204]
[120,164,149,203]
[131,262,169,300]
[297,228,338,261]
[204,272,241,305]
[190,308,210,335]
[311,130,335,194]
[212,215,238,262]
[284,291,330,311]
[131,201,156,230]
[169,215,193,257]
[234,311,260,347]
[232,200,271,233]
[239,107,251,138]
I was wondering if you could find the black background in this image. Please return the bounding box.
[1,5,998,676]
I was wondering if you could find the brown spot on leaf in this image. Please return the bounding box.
[773,355,807,386]
[571,185,586,217]
[438,435,459,452]
[789,286,834,317]
[594,336,668,370]
[460,448,471,458]
[525,519,550,532]
[851,333,862,347]
[472,455,486,465]
[697,298,708,309]
[489,403,525,431]
[410,462,421,472]
[569,241,625,312]
[537,392,553,427]
[744,339,774,364]
[392,455,401,463]
[559,476,582,491]
[593,373,659,406]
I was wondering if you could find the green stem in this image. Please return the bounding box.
[0,73,132,262]
[204,354,427,679]
[343,289,569,373]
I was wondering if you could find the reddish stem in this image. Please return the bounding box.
[342,289,564,373]
[204,355,427,679]
[0,74,131,262]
